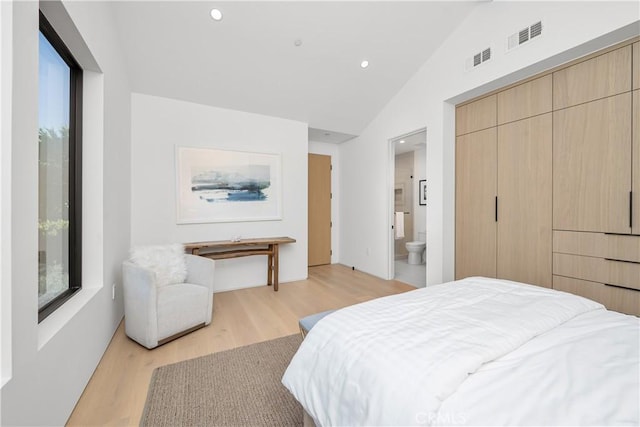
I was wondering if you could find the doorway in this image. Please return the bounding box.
[388,129,426,288]
[308,153,332,266]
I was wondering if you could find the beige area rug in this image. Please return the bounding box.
[141,334,304,426]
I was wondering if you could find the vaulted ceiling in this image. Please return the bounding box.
[111,1,478,141]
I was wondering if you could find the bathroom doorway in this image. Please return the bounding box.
[388,128,426,288]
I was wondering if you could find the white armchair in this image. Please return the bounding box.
[122,251,215,349]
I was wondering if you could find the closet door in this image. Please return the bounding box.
[455,127,497,280]
[497,75,552,125]
[553,93,632,234]
[633,90,640,234]
[633,46,639,233]
[633,42,639,90]
[497,114,552,287]
[456,94,497,135]
[553,46,631,109]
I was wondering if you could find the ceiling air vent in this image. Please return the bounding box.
[466,47,492,71]
[508,21,543,52]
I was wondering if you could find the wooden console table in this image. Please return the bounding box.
[184,237,296,291]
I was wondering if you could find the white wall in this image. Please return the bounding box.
[340,1,639,284]
[131,93,308,292]
[309,140,340,264]
[0,0,13,394]
[0,1,131,425]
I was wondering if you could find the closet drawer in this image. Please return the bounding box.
[553,253,640,291]
[553,230,640,262]
[607,259,640,291]
[554,253,606,283]
[607,234,640,262]
[553,231,604,257]
[553,275,639,316]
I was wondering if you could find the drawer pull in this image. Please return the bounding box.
[604,283,639,292]
[604,258,640,265]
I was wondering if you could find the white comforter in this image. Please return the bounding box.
[282,277,640,426]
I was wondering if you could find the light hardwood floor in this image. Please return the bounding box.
[66,264,415,426]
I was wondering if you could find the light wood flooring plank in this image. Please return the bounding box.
[66,264,414,426]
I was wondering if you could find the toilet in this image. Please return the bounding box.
[406,232,426,265]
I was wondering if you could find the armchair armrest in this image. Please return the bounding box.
[184,254,215,291]
[184,255,215,326]
[122,261,159,349]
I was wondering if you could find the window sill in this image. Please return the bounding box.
[37,286,100,350]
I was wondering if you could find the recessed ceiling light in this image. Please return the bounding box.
[360,60,369,69]
[210,8,223,21]
[399,140,405,144]
[294,39,302,47]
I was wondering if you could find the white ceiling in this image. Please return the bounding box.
[111,1,478,141]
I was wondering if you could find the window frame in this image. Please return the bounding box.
[38,11,83,323]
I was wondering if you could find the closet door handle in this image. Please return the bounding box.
[604,283,637,292]
[495,196,498,222]
[630,191,633,229]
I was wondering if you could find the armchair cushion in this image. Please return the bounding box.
[130,243,187,287]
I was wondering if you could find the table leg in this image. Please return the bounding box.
[274,244,280,291]
[267,244,273,287]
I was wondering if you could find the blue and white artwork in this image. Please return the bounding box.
[176,147,282,223]
[191,165,271,203]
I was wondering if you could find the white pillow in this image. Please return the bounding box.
[130,244,187,287]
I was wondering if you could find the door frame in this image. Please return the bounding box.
[387,127,427,280]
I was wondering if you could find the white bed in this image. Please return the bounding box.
[282,277,640,426]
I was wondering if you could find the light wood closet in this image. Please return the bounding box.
[456,38,640,316]
[456,77,552,288]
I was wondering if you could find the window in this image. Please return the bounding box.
[38,11,82,322]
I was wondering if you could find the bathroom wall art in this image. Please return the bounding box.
[419,180,427,206]
[176,146,282,223]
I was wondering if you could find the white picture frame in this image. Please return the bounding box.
[176,146,282,223]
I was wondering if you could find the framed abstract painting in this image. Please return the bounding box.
[176,147,282,223]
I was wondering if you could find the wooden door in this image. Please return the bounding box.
[497,114,552,287]
[456,95,497,135]
[308,154,331,266]
[633,90,640,234]
[497,75,552,125]
[553,45,631,109]
[553,93,632,234]
[633,42,640,90]
[455,127,497,279]
[633,44,640,233]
